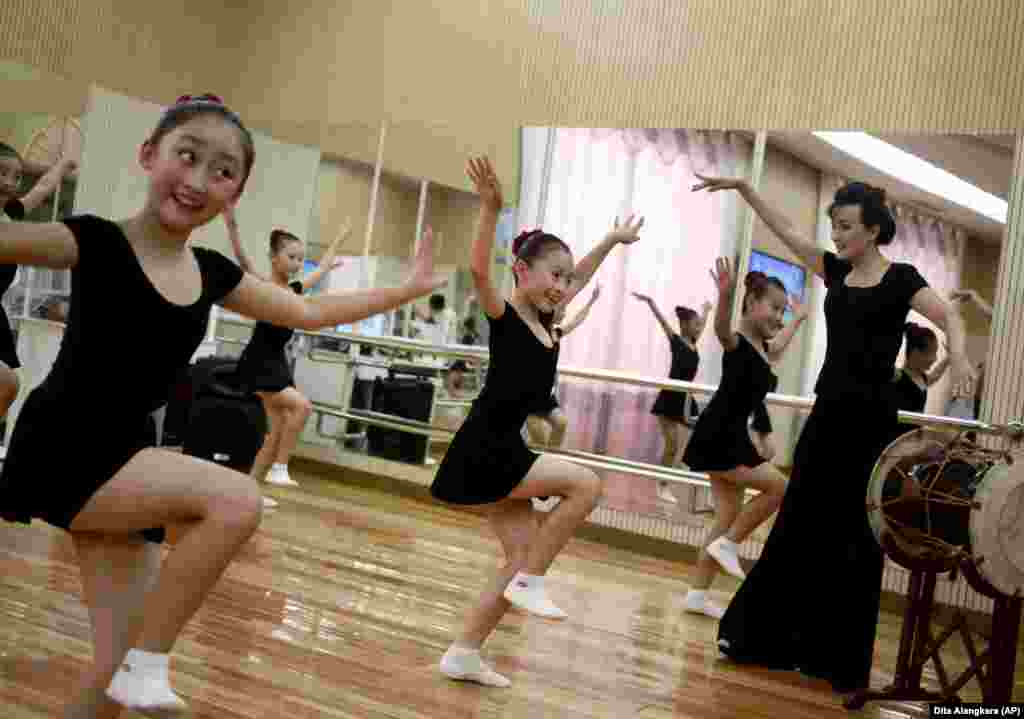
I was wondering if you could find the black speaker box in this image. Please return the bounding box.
[366,376,434,463]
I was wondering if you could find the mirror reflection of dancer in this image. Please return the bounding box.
[430,156,642,688]
[680,262,807,619]
[948,288,992,421]
[225,206,351,500]
[631,292,711,504]
[525,282,601,450]
[694,174,974,695]
[0,143,77,434]
[890,322,949,440]
[0,94,444,718]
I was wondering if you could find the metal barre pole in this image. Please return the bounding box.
[311,403,715,490]
[222,324,1020,437]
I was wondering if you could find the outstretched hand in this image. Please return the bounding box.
[467,156,504,212]
[407,225,447,294]
[608,214,644,244]
[710,257,735,294]
[692,173,747,194]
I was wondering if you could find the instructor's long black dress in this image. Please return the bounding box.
[717,252,927,692]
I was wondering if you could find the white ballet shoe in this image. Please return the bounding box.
[503,574,568,619]
[531,496,561,512]
[262,496,279,509]
[706,536,745,579]
[106,652,188,717]
[684,590,725,620]
[657,481,678,504]
[440,645,511,687]
[265,465,299,487]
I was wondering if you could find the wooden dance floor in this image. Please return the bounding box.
[2,461,1021,717]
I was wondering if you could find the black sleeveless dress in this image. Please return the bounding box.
[890,369,927,441]
[683,334,777,471]
[431,302,558,505]
[651,333,699,422]
[717,252,927,693]
[0,199,26,368]
[233,280,303,392]
[0,215,244,544]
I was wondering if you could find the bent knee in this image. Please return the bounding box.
[572,469,603,504]
[210,475,263,533]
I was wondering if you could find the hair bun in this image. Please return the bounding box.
[175,93,225,107]
[512,229,540,257]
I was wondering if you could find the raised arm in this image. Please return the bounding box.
[694,174,825,279]
[466,156,506,319]
[302,217,351,291]
[562,215,643,305]
[222,204,268,282]
[559,283,600,337]
[951,288,993,320]
[911,287,975,396]
[696,300,713,340]
[765,293,809,362]
[925,338,951,387]
[631,291,676,343]
[0,219,78,269]
[20,157,77,214]
[221,221,445,330]
[710,257,739,351]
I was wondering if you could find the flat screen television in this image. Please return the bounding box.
[747,249,807,322]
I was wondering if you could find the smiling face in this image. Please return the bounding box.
[140,114,246,234]
[905,333,938,374]
[745,283,788,340]
[830,203,880,262]
[514,246,575,315]
[0,153,23,209]
[270,236,304,279]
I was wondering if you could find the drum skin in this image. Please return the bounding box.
[867,427,1024,595]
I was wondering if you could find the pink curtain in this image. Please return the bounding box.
[540,129,747,512]
[885,207,963,415]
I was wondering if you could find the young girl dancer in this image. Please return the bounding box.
[693,175,973,694]
[226,207,351,495]
[631,292,712,503]
[524,282,601,449]
[680,263,805,619]
[890,322,949,439]
[0,143,77,431]
[0,94,442,718]
[431,156,642,688]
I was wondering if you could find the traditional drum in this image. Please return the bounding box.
[866,426,1024,596]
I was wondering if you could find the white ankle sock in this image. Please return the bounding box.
[707,536,745,579]
[266,463,298,486]
[440,644,511,687]
[684,589,725,620]
[503,572,567,619]
[106,649,187,715]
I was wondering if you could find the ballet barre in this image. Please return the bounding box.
[313,401,714,488]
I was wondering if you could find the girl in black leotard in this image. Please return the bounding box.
[431,156,642,688]
[693,175,974,696]
[225,206,350,497]
[890,322,949,440]
[0,94,443,717]
[0,143,76,432]
[680,262,806,619]
[631,292,711,504]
